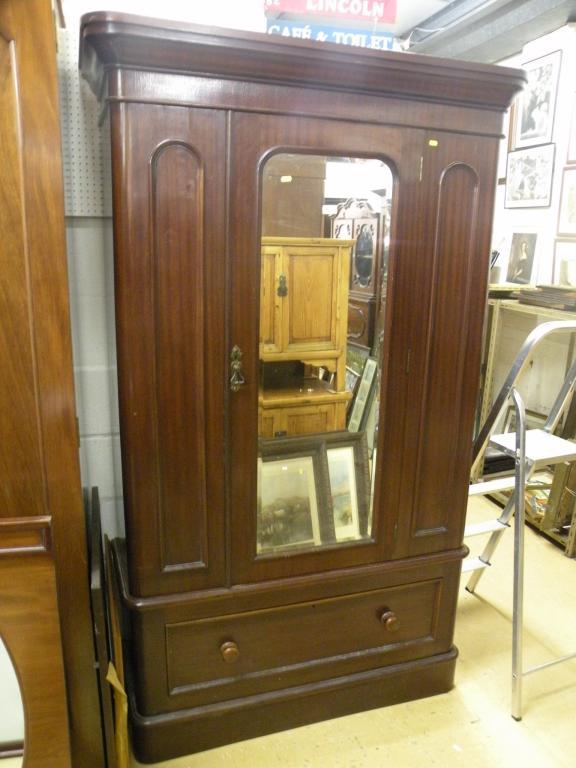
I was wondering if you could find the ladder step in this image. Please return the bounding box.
[461,557,490,573]
[490,430,576,468]
[464,519,507,537]
[469,477,516,496]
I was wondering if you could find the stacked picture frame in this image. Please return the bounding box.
[257,431,372,555]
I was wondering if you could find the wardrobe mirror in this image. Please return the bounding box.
[257,153,393,557]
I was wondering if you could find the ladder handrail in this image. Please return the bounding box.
[473,320,576,464]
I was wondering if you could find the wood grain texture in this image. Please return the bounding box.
[0,519,71,767]
[0,1,104,765]
[79,15,522,760]
[79,11,525,111]
[111,102,227,596]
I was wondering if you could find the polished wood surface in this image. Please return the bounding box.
[110,102,227,598]
[79,11,524,109]
[260,237,352,390]
[79,13,524,761]
[0,1,103,764]
[0,522,70,767]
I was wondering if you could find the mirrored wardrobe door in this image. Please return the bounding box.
[228,113,420,583]
[256,154,392,558]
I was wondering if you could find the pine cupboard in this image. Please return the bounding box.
[79,12,525,763]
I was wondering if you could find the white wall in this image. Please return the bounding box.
[493,24,576,285]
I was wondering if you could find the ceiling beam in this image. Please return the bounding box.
[404,0,576,62]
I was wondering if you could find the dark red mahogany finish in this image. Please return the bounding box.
[80,12,524,762]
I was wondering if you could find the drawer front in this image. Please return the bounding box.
[260,402,343,437]
[165,578,442,704]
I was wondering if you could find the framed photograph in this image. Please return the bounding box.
[558,167,576,236]
[505,144,555,208]
[513,50,561,149]
[567,93,576,164]
[257,437,334,554]
[505,232,537,284]
[347,357,378,432]
[553,239,576,285]
[324,431,371,540]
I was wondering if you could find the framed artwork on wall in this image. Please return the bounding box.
[553,239,576,285]
[567,92,576,165]
[513,50,561,149]
[505,144,555,208]
[506,233,537,284]
[558,167,576,236]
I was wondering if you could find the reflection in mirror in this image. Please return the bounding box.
[0,636,24,764]
[257,154,393,557]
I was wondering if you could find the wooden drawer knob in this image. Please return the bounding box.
[220,641,240,663]
[379,610,400,632]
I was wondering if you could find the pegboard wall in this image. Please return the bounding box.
[58,27,111,217]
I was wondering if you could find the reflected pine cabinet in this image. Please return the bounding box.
[80,12,524,763]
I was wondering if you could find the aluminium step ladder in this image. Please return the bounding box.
[464,320,576,719]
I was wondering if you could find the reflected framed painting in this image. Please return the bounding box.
[324,431,371,540]
[257,436,334,554]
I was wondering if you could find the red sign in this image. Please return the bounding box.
[264,0,397,24]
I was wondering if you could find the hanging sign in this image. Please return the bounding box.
[264,0,397,24]
[267,20,395,50]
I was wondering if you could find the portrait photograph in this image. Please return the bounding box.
[505,144,555,208]
[506,233,537,284]
[514,50,561,148]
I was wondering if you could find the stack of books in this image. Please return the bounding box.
[517,285,576,311]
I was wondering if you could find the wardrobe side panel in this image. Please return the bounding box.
[395,135,499,557]
[110,102,227,596]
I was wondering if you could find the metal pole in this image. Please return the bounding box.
[511,387,526,721]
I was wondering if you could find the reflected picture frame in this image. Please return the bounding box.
[323,431,371,540]
[257,436,334,555]
[346,342,371,376]
[348,357,378,432]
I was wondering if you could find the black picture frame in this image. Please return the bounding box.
[513,50,561,149]
[505,144,555,209]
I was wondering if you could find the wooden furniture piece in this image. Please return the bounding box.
[332,199,385,348]
[80,12,524,763]
[259,379,351,437]
[0,1,104,765]
[260,237,352,389]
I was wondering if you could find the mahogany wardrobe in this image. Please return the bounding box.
[80,12,524,763]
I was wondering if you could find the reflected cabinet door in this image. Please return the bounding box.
[228,112,419,584]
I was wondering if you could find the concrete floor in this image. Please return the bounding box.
[2,497,575,768]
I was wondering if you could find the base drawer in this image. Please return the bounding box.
[167,578,441,696]
[113,542,462,717]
